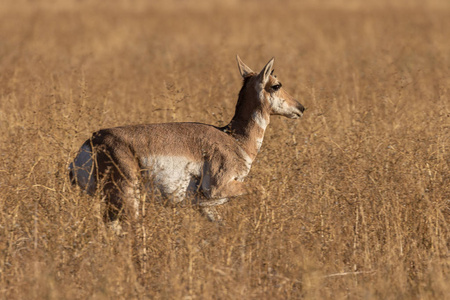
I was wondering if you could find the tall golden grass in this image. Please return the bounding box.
[0,0,449,298]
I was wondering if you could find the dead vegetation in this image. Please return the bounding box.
[0,0,449,298]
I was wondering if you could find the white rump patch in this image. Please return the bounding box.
[70,143,96,194]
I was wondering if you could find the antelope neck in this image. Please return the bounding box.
[226,107,270,160]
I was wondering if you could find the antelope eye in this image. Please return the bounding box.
[272,83,282,91]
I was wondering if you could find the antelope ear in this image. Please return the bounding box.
[258,57,274,86]
[236,55,254,78]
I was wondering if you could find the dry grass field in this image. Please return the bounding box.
[0,0,449,298]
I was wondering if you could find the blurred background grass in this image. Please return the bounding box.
[0,0,449,298]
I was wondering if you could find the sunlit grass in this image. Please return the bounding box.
[0,1,449,298]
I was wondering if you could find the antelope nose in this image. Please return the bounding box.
[298,103,305,114]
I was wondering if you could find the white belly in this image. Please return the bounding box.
[140,155,202,202]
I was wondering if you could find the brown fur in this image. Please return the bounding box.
[70,56,305,222]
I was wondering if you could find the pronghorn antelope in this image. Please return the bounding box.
[69,56,305,222]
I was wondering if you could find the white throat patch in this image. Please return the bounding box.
[252,111,269,130]
[256,137,264,152]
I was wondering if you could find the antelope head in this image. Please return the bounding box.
[236,55,305,119]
